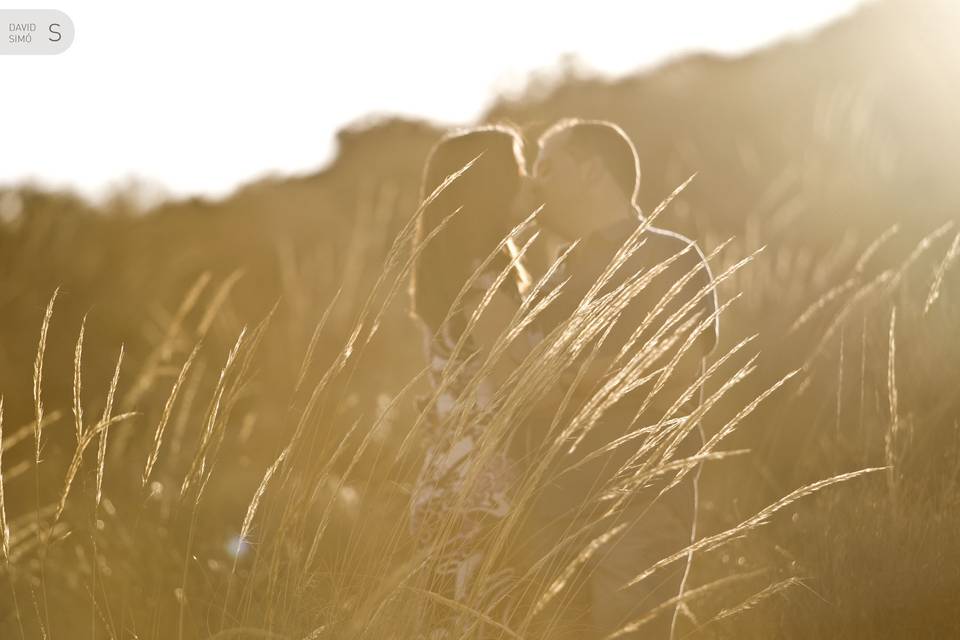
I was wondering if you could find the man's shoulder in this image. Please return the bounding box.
[640,224,700,257]
[641,224,720,353]
[626,223,711,280]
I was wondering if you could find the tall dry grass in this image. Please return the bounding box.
[3,160,952,639]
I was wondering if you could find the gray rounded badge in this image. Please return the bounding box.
[1,10,74,54]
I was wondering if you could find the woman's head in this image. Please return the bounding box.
[412,125,526,333]
[420,125,526,223]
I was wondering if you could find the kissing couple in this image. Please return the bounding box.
[408,119,719,639]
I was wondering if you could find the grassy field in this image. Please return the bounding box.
[2,1,960,637]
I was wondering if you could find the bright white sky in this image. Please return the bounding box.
[2,1,864,200]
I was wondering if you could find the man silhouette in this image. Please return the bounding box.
[515,119,719,638]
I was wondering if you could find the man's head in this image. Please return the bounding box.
[530,119,640,239]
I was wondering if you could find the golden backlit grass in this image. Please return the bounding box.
[1,161,956,640]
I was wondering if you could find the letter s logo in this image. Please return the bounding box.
[48,23,61,42]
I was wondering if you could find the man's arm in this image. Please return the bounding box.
[550,237,719,407]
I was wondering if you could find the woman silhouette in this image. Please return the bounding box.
[408,125,533,633]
